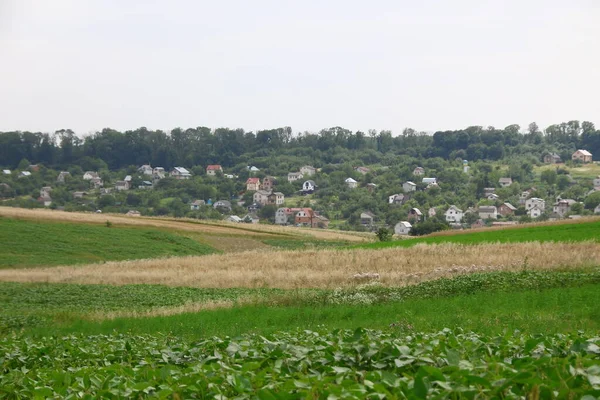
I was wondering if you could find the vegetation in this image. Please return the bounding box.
[0,217,216,268]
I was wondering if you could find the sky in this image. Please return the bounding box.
[1,0,599,136]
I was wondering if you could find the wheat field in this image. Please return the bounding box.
[1,241,598,289]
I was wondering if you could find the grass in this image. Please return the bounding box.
[356,218,600,250]
[534,162,600,178]
[262,238,350,250]
[0,217,216,268]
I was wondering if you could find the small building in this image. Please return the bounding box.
[28,164,40,172]
[138,181,153,189]
[90,177,104,189]
[543,153,562,164]
[171,167,192,179]
[248,166,260,173]
[478,206,498,219]
[428,207,437,217]
[40,186,52,198]
[268,192,285,206]
[226,215,243,223]
[253,190,271,205]
[445,205,463,223]
[138,165,153,175]
[553,198,577,218]
[275,207,293,225]
[38,195,52,207]
[394,221,412,235]
[206,165,223,176]
[355,166,370,175]
[300,166,316,176]
[153,167,166,179]
[313,214,330,229]
[498,202,517,216]
[73,191,88,199]
[2,169,10,175]
[56,171,71,183]
[124,175,132,183]
[402,181,417,193]
[528,204,544,219]
[499,177,513,187]
[366,183,377,193]
[484,188,496,196]
[19,171,32,178]
[302,180,316,194]
[246,177,261,191]
[388,194,405,205]
[525,197,545,211]
[487,193,500,201]
[593,176,600,189]
[190,200,205,210]
[213,200,232,211]
[408,208,423,222]
[345,178,358,189]
[422,177,437,185]
[413,167,425,176]
[519,189,534,205]
[572,149,592,163]
[261,176,276,191]
[83,171,99,180]
[360,212,375,226]
[471,219,485,229]
[126,210,141,217]
[115,181,130,191]
[287,172,304,182]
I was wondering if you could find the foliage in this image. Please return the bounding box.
[1,329,599,398]
[375,227,393,242]
[409,219,449,236]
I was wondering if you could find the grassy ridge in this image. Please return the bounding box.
[0,217,216,268]
[355,219,600,249]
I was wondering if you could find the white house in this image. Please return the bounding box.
[422,177,437,185]
[528,204,544,218]
[525,197,545,211]
[498,177,513,187]
[402,181,417,193]
[302,180,316,194]
[226,215,243,223]
[253,190,271,205]
[190,200,205,210]
[445,205,463,223]
[138,165,153,175]
[300,166,316,176]
[171,167,191,179]
[478,206,498,219]
[2,169,10,175]
[83,171,99,180]
[206,165,223,176]
[288,172,304,182]
[394,221,412,235]
[413,167,425,176]
[19,171,32,178]
[345,178,358,189]
[487,193,500,201]
[388,194,404,204]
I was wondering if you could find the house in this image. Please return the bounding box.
[595,204,600,214]
[528,204,544,219]
[426,182,439,190]
[275,208,293,225]
[313,214,330,229]
[593,176,600,189]
[413,167,425,176]
[225,174,236,179]
[242,214,260,224]
[247,202,261,213]
[126,210,141,217]
[153,167,166,179]
[408,208,423,221]
[487,193,500,201]
[300,166,316,176]
[90,177,103,189]
[366,183,377,193]
[302,180,317,194]
[499,178,513,187]
[28,164,40,172]
[261,176,276,191]
[287,172,304,182]
[519,189,535,205]
[138,181,153,189]
[445,205,463,223]
[19,171,31,178]
[248,166,260,173]
[226,215,243,223]
[246,177,261,191]
[115,181,130,191]
[73,191,88,199]
[190,200,206,210]
[206,165,223,176]
[171,167,191,179]
[572,149,592,163]
[345,178,358,189]
[463,160,470,173]
[56,171,71,183]
[38,195,52,207]
[268,192,285,206]
[295,208,316,226]
[253,190,271,205]
[394,221,412,235]
[2,169,10,175]
[553,198,577,218]
[525,197,545,211]
[402,181,417,193]
[484,188,496,196]
[422,177,437,185]
[355,166,370,175]
[99,188,112,195]
[360,212,375,226]
[478,206,498,219]
[83,171,99,180]
[388,194,405,204]
[428,207,437,217]
[138,165,153,175]
[498,202,517,216]
[40,186,52,198]
[543,153,562,164]
[124,175,132,183]
[213,200,232,211]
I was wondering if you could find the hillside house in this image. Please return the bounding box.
[153,167,166,179]
[261,176,276,191]
[248,166,260,173]
[138,165,153,175]
[126,210,141,217]
[519,189,535,205]
[171,167,191,179]
[366,183,377,193]
[428,207,437,217]
[302,180,316,194]
[190,200,205,210]
[295,208,315,226]
[313,214,330,229]
[2,169,10,175]
[499,177,513,187]
[115,180,130,191]
[287,172,304,182]
[394,221,412,235]
[226,215,243,223]
[408,208,423,222]
[38,195,52,207]
[40,186,52,198]
[445,205,463,223]
[83,171,99,180]
[360,212,375,226]
[543,153,562,164]
[275,208,293,225]
[246,177,261,191]
[268,192,285,206]
[413,167,425,176]
[525,197,545,211]
[355,166,370,175]
[553,198,577,218]
[470,219,485,229]
[498,202,516,216]
[28,165,40,172]
[528,204,544,218]
[487,193,500,201]
[300,166,316,176]
[422,177,437,185]
[18,171,31,178]
[73,191,88,199]
[345,178,358,189]
[572,149,592,163]
[484,188,496,196]
[90,177,103,189]
[206,165,223,176]
[253,190,271,205]
[56,171,71,183]
[124,175,132,183]
[403,181,416,193]
[213,200,232,211]
[138,181,153,189]
[478,206,498,219]
[388,194,405,204]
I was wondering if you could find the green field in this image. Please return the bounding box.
[0,217,216,268]
[356,219,600,250]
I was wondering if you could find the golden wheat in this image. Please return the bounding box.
[1,241,597,289]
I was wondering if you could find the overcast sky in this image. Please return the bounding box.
[1,0,599,136]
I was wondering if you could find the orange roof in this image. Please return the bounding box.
[246,177,260,183]
[207,165,222,170]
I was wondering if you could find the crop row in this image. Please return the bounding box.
[1,329,599,398]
